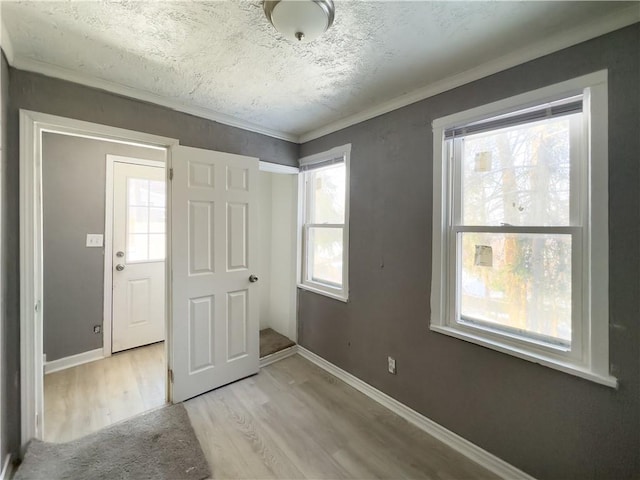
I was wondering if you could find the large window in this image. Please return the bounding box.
[299,145,350,301]
[431,72,615,387]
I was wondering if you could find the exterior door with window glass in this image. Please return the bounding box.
[112,162,166,353]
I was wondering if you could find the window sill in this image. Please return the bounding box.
[430,324,618,389]
[298,283,348,303]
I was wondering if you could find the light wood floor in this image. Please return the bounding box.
[44,342,166,442]
[185,354,497,479]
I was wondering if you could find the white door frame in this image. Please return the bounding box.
[104,155,166,358]
[19,109,178,449]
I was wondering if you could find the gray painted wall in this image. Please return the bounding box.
[299,24,640,479]
[0,50,11,470]
[4,68,299,457]
[42,133,164,361]
[12,70,299,167]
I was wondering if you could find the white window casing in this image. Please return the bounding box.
[298,144,351,302]
[430,71,616,388]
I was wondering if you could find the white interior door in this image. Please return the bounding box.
[112,162,166,353]
[171,145,259,403]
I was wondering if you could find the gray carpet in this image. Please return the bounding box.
[260,328,295,357]
[15,404,210,480]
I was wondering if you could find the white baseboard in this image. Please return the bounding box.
[0,454,12,480]
[260,345,298,368]
[44,348,104,374]
[297,346,535,480]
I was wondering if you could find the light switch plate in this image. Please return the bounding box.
[86,234,104,247]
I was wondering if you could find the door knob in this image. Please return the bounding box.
[115,264,125,271]
[249,274,259,283]
[116,251,125,258]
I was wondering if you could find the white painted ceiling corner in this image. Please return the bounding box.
[11,55,299,143]
[2,2,638,145]
[1,17,15,64]
[300,4,640,142]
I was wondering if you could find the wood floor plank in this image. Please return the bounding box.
[46,348,497,478]
[44,342,166,442]
[186,354,498,479]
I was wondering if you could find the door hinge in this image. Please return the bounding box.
[168,368,174,383]
[169,168,174,181]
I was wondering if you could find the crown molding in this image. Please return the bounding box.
[299,6,640,143]
[0,18,15,64]
[11,56,299,143]
[5,6,638,146]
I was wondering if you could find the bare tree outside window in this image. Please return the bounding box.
[457,115,578,344]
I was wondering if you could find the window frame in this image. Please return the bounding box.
[298,144,351,302]
[430,71,616,388]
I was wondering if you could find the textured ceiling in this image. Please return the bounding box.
[2,1,636,139]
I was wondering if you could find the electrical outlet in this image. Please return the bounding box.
[93,325,101,334]
[388,356,396,374]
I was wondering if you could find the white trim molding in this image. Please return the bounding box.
[20,110,43,447]
[0,18,15,65]
[259,161,299,174]
[259,345,298,368]
[5,6,636,145]
[297,144,351,302]
[0,454,13,480]
[11,57,298,143]
[297,347,536,480]
[44,348,104,375]
[20,109,178,447]
[299,5,640,143]
[430,71,615,388]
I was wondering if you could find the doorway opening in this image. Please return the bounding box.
[21,109,298,449]
[41,134,169,442]
[257,167,298,362]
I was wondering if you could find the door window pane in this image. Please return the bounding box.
[148,234,165,261]
[459,232,572,344]
[149,180,165,207]
[308,227,343,287]
[149,208,165,234]
[461,115,576,227]
[128,206,149,234]
[127,234,149,262]
[128,178,150,206]
[126,175,166,262]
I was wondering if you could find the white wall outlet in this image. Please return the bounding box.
[86,234,104,247]
[388,356,396,374]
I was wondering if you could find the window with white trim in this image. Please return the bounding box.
[299,145,350,301]
[431,72,616,387]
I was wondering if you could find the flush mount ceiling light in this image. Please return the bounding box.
[263,0,335,43]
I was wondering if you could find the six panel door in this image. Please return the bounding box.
[171,145,259,403]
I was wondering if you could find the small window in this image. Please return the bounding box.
[298,145,350,301]
[431,72,615,387]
